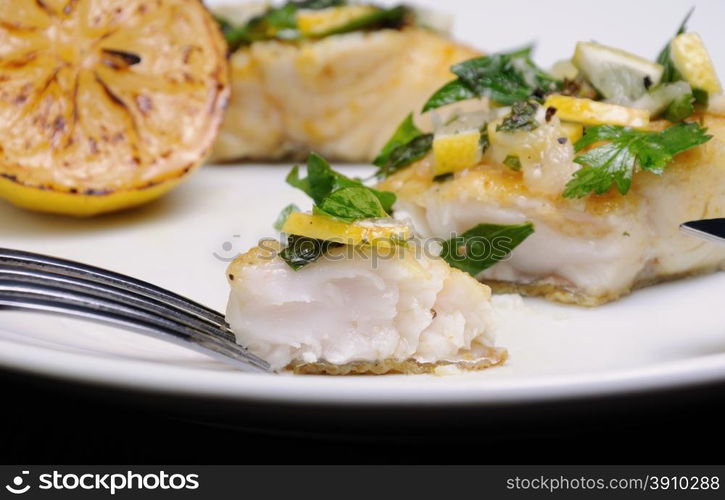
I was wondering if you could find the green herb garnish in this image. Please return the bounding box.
[692,88,709,108]
[503,155,522,171]
[423,47,561,112]
[216,0,335,50]
[279,235,342,270]
[440,222,535,276]
[564,122,712,198]
[215,1,409,51]
[380,134,433,177]
[316,186,388,222]
[373,113,433,178]
[281,153,398,269]
[287,153,395,215]
[422,80,478,112]
[479,124,490,152]
[651,9,703,121]
[313,5,408,38]
[496,101,539,132]
[663,92,695,122]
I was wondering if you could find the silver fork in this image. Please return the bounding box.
[0,248,270,373]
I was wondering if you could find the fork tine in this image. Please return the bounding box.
[0,266,236,341]
[0,248,226,327]
[0,281,270,373]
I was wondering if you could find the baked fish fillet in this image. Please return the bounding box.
[379,114,725,306]
[210,19,478,162]
[226,241,506,374]
[224,152,507,374]
[373,20,725,306]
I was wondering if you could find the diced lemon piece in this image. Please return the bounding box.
[632,81,693,117]
[433,131,482,175]
[486,120,532,164]
[281,212,411,247]
[670,33,722,95]
[296,5,378,36]
[550,59,579,80]
[544,95,650,128]
[573,41,664,102]
[560,122,584,144]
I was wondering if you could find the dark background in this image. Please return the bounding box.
[1,367,724,464]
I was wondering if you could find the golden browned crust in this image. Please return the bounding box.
[484,280,617,307]
[288,347,507,375]
[485,264,724,307]
[228,241,282,269]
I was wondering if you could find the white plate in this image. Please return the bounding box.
[1,165,725,407]
[1,0,724,409]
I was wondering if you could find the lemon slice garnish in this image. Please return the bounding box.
[433,131,482,175]
[670,33,722,95]
[0,0,228,216]
[544,95,650,128]
[296,5,379,36]
[573,41,664,102]
[282,212,411,247]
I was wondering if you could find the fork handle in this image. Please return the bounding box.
[0,287,270,373]
[0,266,236,341]
[0,248,226,327]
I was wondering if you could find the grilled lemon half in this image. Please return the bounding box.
[0,0,229,216]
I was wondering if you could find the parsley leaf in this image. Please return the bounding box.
[281,153,398,269]
[440,222,535,276]
[286,153,351,205]
[279,235,342,270]
[317,186,388,222]
[379,134,433,178]
[273,203,300,231]
[374,113,423,165]
[373,113,433,178]
[422,79,478,112]
[496,101,539,132]
[423,47,561,112]
[286,153,396,219]
[564,122,712,198]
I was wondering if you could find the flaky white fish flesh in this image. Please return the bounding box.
[225,242,505,374]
